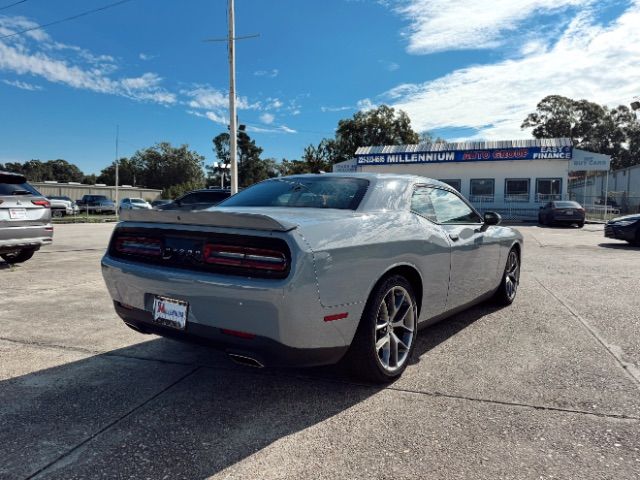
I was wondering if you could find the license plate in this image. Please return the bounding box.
[152,295,188,330]
[9,208,27,220]
[565,210,574,215]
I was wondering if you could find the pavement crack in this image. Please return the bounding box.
[533,276,640,388]
[26,365,201,480]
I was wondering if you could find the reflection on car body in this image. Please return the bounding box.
[101,173,523,382]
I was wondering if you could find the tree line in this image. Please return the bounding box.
[2,96,639,198]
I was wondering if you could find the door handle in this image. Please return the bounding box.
[449,233,459,241]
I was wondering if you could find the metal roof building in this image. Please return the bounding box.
[335,138,600,221]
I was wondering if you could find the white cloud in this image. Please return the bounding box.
[2,79,42,91]
[378,3,640,140]
[0,15,176,105]
[321,105,353,112]
[391,0,590,54]
[187,110,227,125]
[357,98,376,111]
[246,124,297,134]
[260,112,275,124]
[139,53,156,61]
[254,68,279,78]
[184,86,229,110]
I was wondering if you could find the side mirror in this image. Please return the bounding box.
[484,211,502,226]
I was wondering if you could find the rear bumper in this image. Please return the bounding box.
[114,302,348,367]
[0,225,53,253]
[101,254,354,359]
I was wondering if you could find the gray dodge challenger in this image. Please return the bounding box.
[102,173,522,382]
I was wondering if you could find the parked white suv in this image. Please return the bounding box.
[0,171,53,263]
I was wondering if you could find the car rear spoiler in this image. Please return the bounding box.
[119,209,297,232]
[0,171,27,184]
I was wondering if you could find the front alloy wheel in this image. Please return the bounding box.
[345,275,417,383]
[494,248,520,305]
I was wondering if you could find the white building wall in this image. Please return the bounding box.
[359,159,569,202]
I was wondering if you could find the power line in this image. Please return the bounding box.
[0,0,28,12]
[0,0,136,40]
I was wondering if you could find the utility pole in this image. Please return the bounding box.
[115,124,119,219]
[203,3,258,194]
[228,0,238,194]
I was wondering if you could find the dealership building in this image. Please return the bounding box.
[333,138,611,220]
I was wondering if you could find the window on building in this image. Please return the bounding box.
[438,179,461,191]
[535,178,562,202]
[504,179,530,202]
[469,179,495,203]
[427,188,482,224]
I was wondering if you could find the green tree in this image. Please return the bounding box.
[521,95,640,169]
[209,131,276,187]
[329,105,420,164]
[0,159,85,182]
[132,143,205,190]
[97,157,144,186]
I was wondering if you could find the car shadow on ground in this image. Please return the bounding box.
[2,301,501,479]
[598,242,640,250]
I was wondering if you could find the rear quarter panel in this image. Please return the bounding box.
[297,211,451,342]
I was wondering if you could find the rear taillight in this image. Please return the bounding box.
[203,243,287,272]
[32,199,50,207]
[115,236,162,257]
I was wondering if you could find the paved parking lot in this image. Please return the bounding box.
[1,223,639,479]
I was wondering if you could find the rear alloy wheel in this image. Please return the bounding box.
[1,248,36,264]
[346,275,417,383]
[493,248,520,305]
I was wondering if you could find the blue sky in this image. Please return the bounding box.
[0,0,638,175]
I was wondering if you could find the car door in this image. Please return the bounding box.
[425,187,501,310]
[409,186,452,321]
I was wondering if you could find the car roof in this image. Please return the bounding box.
[281,172,454,190]
[0,170,27,183]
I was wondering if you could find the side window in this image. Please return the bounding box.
[410,187,437,222]
[428,188,482,224]
[180,193,199,205]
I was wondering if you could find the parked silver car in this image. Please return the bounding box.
[120,197,152,212]
[101,173,523,382]
[0,171,53,263]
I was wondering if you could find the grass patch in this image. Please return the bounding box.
[52,214,118,224]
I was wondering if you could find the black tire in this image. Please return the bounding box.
[577,221,585,228]
[538,214,544,225]
[1,248,36,264]
[493,248,520,306]
[344,275,418,383]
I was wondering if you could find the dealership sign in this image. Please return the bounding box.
[569,149,611,171]
[356,146,572,165]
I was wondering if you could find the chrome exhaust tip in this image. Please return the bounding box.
[228,353,264,368]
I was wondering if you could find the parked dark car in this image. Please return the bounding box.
[151,199,172,208]
[0,171,53,263]
[538,200,585,227]
[76,195,116,214]
[605,214,640,246]
[157,189,231,211]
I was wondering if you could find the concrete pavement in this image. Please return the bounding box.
[0,223,638,479]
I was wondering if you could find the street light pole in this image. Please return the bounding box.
[228,0,238,194]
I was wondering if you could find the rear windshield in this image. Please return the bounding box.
[218,177,369,210]
[0,181,41,196]
[554,201,581,208]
